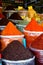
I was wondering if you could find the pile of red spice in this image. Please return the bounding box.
[25,18,43,31]
[1,22,23,35]
[31,34,43,50]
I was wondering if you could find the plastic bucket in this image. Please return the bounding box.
[23,29,43,47]
[2,56,35,65]
[30,47,43,65]
[1,35,24,51]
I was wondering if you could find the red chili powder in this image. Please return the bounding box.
[1,22,23,35]
[31,34,43,50]
[25,18,43,31]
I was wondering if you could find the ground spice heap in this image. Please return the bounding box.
[2,40,33,60]
[1,22,23,35]
[31,34,43,50]
[9,12,22,20]
[25,18,43,31]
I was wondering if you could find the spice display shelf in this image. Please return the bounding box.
[4,10,27,12]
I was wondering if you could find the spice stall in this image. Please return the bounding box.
[0,0,43,65]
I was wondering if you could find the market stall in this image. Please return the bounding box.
[0,0,43,65]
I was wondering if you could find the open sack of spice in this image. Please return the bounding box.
[1,22,24,51]
[1,40,35,65]
[29,34,43,64]
[23,18,43,47]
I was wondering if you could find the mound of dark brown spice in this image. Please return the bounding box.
[2,40,33,61]
[9,12,23,20]
[0,18,9,25]
[5,5,15,10]
[2,12,7,18]
[0,18,16,25]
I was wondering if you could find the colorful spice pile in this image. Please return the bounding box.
[9,12,22,20]
[31,34,43,50]
[2,40,33,60]
[25,18,43,31]
[1,22,23,35]
[1,22,23,51]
